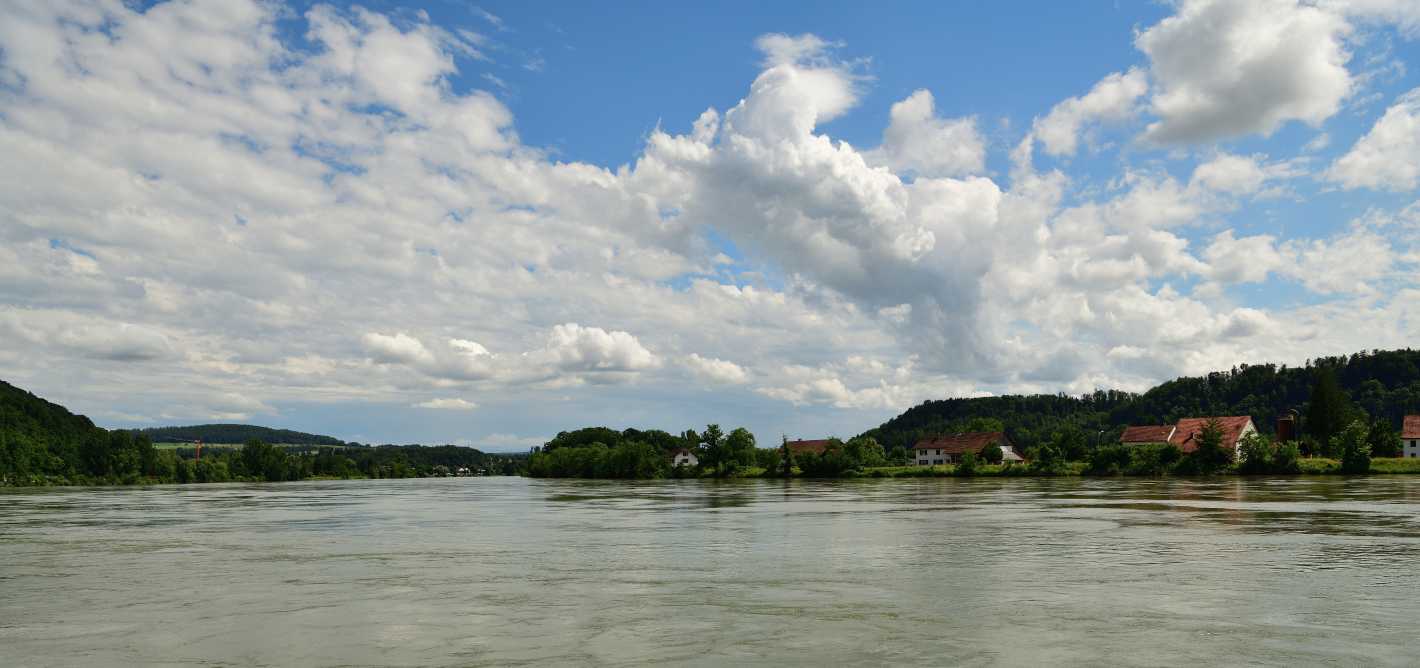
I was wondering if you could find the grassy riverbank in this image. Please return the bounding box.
[663,457,1420,479]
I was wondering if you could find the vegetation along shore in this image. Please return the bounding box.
[4,347,1420,485]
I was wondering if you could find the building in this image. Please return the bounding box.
[1118,425,1177,446]
[779,439,832,458]
[1404,415,1420,458]
[668,446,698,467]
[1169,416,1257,458]
[912,432,1025,466]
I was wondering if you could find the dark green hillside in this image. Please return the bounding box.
[131,424,345,445]
[858,348,1420,452]
[0,379,96,476]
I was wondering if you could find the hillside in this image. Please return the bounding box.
[0,379,97,475]
[858,348,1420,452]
[130,424,345,446]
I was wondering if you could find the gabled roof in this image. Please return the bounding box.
[667,446,695,457]
[1119,425,1176,444]
[779,439,831,456]
[1403,415,1420,439]
[1169,416,1254,452]
[912,431,1018,455]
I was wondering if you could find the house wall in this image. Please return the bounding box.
[673,453,698,466]
[1405,439,1419,458]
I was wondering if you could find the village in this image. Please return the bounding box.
[671,413,1420,471]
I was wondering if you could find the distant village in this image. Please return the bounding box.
[669,413,1420,468]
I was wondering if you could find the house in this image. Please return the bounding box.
[1404,415,1420,458]
[1118,425,1177,446]
[911,432,1025,466]
[668,446,698,467]
[1168,416,1257,458]
[779,439,832,458]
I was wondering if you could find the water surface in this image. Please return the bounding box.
[3,477,1418,667]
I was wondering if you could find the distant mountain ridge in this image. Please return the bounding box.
[130,424,346,446]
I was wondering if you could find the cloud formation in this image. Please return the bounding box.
[0,0,1416,433]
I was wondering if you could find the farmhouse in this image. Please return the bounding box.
[1404,415,1420,458]
[780,439,832,458]
[1118,425,1176,446]
[668,446,698,467]
[911,432,1025,466]
[1169,416,1257,457]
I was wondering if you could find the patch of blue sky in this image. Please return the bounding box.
[219,132,264,154]
[290,137,367,175]
[49,238,96,259]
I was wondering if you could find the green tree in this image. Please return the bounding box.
[1050,427,1088,461]
[780,436,796,476]
[1336,420,1371,473]
[979,442,1004,464]
[964,417,1005,433]
[955,449,981,477]
[700,424,726,468]
[79,427,112,477]
[1088,444,1133,475]
[725,427,757,468]
[1307,368,1360,452]
[1182,417,1233,475]
[1365,419,1401,458]
[1126,442,1183,476]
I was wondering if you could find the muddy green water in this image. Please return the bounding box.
[2,477,1419,667]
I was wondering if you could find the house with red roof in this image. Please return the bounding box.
[1169,416,1257,457]
[1118,425,1177,446]
[1403,415,1420,458]
[668,446,698,467]
[779,439,832,458]
[912,432,1025,466]
[1118,416,1257,458]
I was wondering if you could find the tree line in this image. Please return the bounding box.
[858,347,1420,454]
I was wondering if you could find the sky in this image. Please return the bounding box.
[2,0,1419,450]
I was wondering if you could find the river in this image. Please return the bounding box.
[2,476,1418,667]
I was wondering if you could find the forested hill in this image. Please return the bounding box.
[857,348,1420,452]
[1,379,96,461]
[130,424,345,445]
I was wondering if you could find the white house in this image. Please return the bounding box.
[668,446,698,467]
[912,432,1024,466]
[1404,415,1419,458]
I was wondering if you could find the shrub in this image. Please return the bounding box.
[1126,442,1182,476]
[1088,444,1134,475]
[979,442,1004,465]
[1336,420,1371,474]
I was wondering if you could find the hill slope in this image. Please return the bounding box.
[130,424,345,446]
[857,349,1420,452]
[0,379,96,475]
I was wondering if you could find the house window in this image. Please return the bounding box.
[918,460,927,465]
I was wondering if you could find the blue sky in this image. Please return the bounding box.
[2,0,1419,449]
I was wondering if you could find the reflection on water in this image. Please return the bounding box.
[2,477,1419,667]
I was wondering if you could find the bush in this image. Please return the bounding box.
[1337,420,1371,474]
[955,450,981,477]
[1126,442,1183,476]
[1088,444,1134,475]
[979,442,1004,465]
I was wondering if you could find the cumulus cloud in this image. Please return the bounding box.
[0,0,1415,435]
[363,333,435,365]
[681,353,749,385]
[1137,0,1353,145]
[1328,88,1420,191]
[882,90,986,176]
[1034,68,1148,156]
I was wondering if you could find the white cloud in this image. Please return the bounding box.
[681,353,749,385]
[410,397,479,409]
[53,322,173,361]
[1328,88,1420,191]
[1034,68,1148,156]
[1137,0,1353,144]
[363,333,435,365]
[882,90,986,176]
[0,0,1415,438]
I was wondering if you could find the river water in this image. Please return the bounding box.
[2,477,1419,667]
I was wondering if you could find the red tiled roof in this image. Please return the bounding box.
[1119,425,1175,444]
[667,446,694,457]
[1403,415,1420,439]
[779,439,831,456]
[912,432,1020,456]
[1169,416,1254,452]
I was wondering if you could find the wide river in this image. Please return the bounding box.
[2,477,1419,667]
